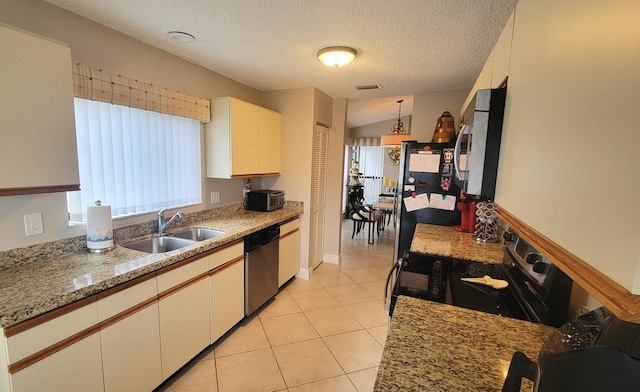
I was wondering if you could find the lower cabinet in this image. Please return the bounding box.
[209,241,245,343]
[279,218,301,287]
[1,299,104,392]
[98,277,162,392]
[10,333,104,392]
[100,301,162,392]
[210,256,245,342]
[158,258,211,379]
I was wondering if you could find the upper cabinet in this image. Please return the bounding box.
[0,24,79,196]
[206,97,282,179]
[491,11,515,88]
[460,10,515,119]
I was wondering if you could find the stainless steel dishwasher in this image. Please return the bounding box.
[244,224,280,316]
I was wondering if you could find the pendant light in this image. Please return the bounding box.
[381,100,411,165]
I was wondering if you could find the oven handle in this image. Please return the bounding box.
[383,258,403,311]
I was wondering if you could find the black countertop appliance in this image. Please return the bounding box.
[502,307,640,392]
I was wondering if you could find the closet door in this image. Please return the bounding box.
[309,124,329,269]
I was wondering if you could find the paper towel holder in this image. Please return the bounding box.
[87,200,116,253]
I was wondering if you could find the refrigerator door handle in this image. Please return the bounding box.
[454,124,471,181]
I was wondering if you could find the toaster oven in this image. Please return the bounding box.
[245,190,285,212]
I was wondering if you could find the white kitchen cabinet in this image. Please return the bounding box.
[98,277,162,392]
[0,299,103,392]
[491,11,515,88]
[157,257,210,380]
[206,97,282,179]
[209,241,245,343]
[0,24,79,196]
[279,218,301,287]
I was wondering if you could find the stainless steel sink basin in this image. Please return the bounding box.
[122,236,196,253]
[172,227,226,241]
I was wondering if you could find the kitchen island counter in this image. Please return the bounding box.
[375,295,553,391]
[411,223,504,264]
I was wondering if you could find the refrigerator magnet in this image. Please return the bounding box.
[443,148,454,163]
[440,177,451,191]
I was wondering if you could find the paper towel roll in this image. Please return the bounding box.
[87,201,114,253]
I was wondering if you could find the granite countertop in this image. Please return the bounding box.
[411,223,504,264]
[375,296,554,391]
[0,202,303,328]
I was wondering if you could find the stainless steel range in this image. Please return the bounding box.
[387,229,574,327]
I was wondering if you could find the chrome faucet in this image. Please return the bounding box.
[158,208,183,234]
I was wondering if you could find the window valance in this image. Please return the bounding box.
[72,64,210,123]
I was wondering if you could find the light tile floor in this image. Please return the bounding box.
[156,219,395,392]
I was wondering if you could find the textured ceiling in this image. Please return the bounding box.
[43,0,517,127]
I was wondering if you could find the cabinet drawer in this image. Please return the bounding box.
[4,299,98,365]
[209,241,243,270]
[157,256,208,293]
[280,218,300,236]
[97,276,157,321]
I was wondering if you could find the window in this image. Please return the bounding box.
[68,98,201,222]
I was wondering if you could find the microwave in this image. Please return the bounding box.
[454,87,506,200]
[245,190,285,212]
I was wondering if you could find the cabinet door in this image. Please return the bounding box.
[230,98,261,176]
[100,302,162,392]
[279,219,301,287]
[210,256,245,343]
[98,278,161,392]
[491,11,515,88]
[158,257,210,379]
[0,24,79,195]
[259,107,282,175]
[10,333,103,392]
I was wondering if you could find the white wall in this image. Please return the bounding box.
[494,0,640,293]
[0,0,264,250]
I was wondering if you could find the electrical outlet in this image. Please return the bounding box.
[211,191,220,204]
[24,213,44,236]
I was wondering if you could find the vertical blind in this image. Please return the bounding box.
[347,138,384,204]
[68,98,201,221]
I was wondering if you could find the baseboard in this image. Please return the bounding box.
[323,253,340,265]
[295,268,312,280]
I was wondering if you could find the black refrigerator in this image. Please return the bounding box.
[393,141,462,260]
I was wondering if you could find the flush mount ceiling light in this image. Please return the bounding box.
[381,99,411,165]
[317,46,357,67]
[167,31,196,43]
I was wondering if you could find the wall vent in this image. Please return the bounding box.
[356,84,381,90]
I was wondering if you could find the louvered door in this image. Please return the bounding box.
[309,124,329,269]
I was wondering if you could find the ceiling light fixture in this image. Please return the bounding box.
[380,99,411,165]
[317,46,357,67]
[167,31,196,43]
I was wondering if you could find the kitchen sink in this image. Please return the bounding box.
[172,227,226,241]
[122,236,197,253]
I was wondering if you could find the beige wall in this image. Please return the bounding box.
[0,0,264,250]
[324,99,348,262]
[412,89,469,142]
[494,0,640,293]
[263,88,316,271]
